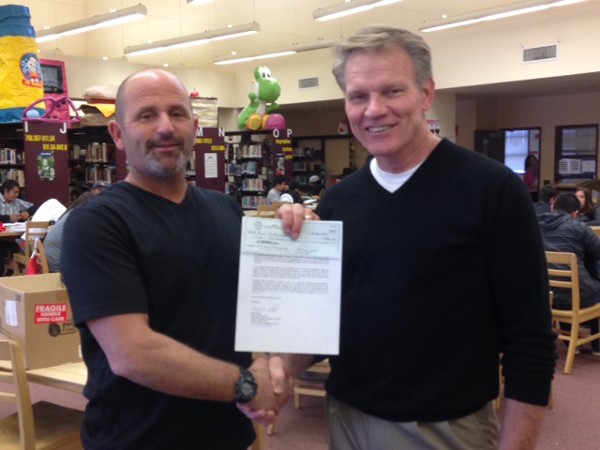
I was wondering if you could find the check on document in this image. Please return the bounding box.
[235,217,342,355]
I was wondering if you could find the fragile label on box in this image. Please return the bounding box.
[34,303,68,324]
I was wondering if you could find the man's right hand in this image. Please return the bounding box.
[239,356,284,426]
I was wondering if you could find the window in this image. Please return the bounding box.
[503,128,540,174]
[554,124,598,184]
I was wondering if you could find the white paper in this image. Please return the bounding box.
[558,158,582,175]
[581,160,596,174]
[4,223,26,232]
[235,217,342,355]
[204,153,218,179]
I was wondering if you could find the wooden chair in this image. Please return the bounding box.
[13,221,50,275]
[13,239,49,275]
[34,240,50,275]
[293,359,330,410]
[0,339,84,450]
[250,422,265,450]
[545,251,600,374]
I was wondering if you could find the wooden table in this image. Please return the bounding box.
[0,360,86,392]
[26,362,86,393]
[0,231,22,241]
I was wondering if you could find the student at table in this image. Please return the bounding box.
[266,175,288,205]
[537,192,600,355]
[575,187,600,224]
[286,180,304,204]
[534,184,558,215]
[0,179,36,276]
[0,179,35,223]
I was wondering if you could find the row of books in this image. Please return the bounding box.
[241,178,265,192]
[240,195,268,209]
[0,169,25,186]
[225,161,270,176]
[227,144,264,159]
[292,147,322,158]
[71,142,112,163]
[293,161,323,172]
[0,148,24,165]
[80,166,116,184]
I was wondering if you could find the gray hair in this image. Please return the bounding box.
[332,25,433,92]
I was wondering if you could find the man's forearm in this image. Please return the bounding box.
[499,398,546,450]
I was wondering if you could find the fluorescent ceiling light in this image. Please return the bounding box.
[36,4,147,43]
[214,39,339,65]
[313,0,403,22]
[124,22,260,57]
[187,0,214,4]
[420,0,586,32]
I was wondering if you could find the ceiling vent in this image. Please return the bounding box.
[522,44,558,63]
[298,77,319,89]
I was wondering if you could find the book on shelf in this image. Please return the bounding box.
[0,168,25,186]
[0,147,20,165]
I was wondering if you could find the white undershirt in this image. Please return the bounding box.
[369,158,422,193]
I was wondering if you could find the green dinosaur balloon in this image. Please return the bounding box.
[237,66,283,130]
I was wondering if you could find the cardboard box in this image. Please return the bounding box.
[0,273,81,369]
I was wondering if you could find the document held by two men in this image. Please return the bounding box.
[235,216,342,355]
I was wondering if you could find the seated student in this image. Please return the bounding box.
[308,175,325,197]
[0,180,37,276]
[266,175,287,205]
[0,179,36,222]
[286,180,304,204]
[575,187,600,224]
[44,192,95,273]
[538,192,600,355]
[534,184,558,214]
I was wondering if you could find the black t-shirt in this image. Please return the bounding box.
[61,182,254,449]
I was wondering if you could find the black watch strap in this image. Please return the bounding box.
[234,366,258,404]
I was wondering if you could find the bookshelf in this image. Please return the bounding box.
[225,130,294,209]
[67,125,127,197]
[225,138,270,209]
[292,137,325,189]
[0,123,26,189]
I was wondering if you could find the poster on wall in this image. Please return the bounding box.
[23,120,69,205]
[37,152,55,181]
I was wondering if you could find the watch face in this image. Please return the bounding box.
[241,382,255,396]
[235,368,257,403]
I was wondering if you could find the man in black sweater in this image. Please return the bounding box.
[261,25,556,450]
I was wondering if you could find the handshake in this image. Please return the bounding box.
[236,353,315,426]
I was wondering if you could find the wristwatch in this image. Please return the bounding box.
[234,366,258,404]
